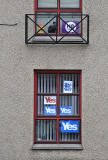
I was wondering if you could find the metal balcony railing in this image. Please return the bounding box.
[25,14,89,44]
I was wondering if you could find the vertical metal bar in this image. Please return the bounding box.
[34,71,37,117]
[47,120,49,141]
[38,73,40,93]
[34,120,36,143]
[56,15,58,43]
[25,14,28,44]
[38,120,40,141]
[65,74,67,142]
[59,73,61,93]
[78,96,79,116]
[40,120,42,141]
[68,74,71,141]
[34,71,37,143]
[40,74,43,115]
[50,120,52,141]
[46,120,48,141]
[47,74,49,93]
[52,120,53,141]
[53,120,55,140]
[41,96,44,115]
[75,74,77,115]
[57,119,59,143]
[37,74,39,115]
[79,72,82,144]
[54,74,56,93]
[43,120,46,141]
[40,96,41,115]
[58,0,60,35]
[40,74,43,93]
[79,72,82,118]
[77,74,79,115]
[57,73,59,117]
[72,74,74,116]
[50,74,52,93]
[81,14,83,40]
[57,73,59,143]
[87,15,89,44]
[52,74,54,93]
[62,74,65,105]
[44,73,46,93]
[37,96,39,115]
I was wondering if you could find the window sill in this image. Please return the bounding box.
[32,144,83,150]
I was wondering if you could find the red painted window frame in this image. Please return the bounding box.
[34,70,82,144]
[34,0,82,12]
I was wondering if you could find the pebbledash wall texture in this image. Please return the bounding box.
[0,0,108,160]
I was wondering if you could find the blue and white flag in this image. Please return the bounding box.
[60,106,72,115]
[61,120,79,133]
[44,106,56,115]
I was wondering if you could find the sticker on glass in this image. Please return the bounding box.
[44,96,56,105]
[61,120,79,133]
[44,106,56,115]
[63,81,73,93]
[60,106,72,115]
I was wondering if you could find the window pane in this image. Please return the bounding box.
[59,73,80,93]
[36,120,57,141]
[59,96,79,116]
[36,13,57,34]
[38,0,57,8]
[60,0,80,8]
[37,73,57,93]
[59,120,80,142]
[37,95,57,116]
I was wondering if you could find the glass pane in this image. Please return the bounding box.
[59,96,79,116]
[38,0,57,8]
[60,0,80,8]
[59,73,80,93]
[37,95,57,116]
[36,13,57,34]
[59,120,80,142]
[60,13,81,34]
[36,120,57,141]
[37,73,57,93]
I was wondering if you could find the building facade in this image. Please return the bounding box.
[0,0,108,160]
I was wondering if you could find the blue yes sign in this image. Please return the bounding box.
[60,106,72,115]
[44,106,56,115]
[61,120,79,133]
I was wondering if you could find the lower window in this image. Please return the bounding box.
[33,70,82,149]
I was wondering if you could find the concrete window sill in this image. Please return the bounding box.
[32,144,83,150]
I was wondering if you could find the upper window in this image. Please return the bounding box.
[36,0,81,9]
[33,70,82,149]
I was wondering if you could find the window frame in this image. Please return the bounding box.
[34,0,82,11]
[34,70,82,145]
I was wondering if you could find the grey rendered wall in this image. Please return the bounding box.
[0,0,108,160]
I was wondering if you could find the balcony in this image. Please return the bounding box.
[25,13,89,44]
